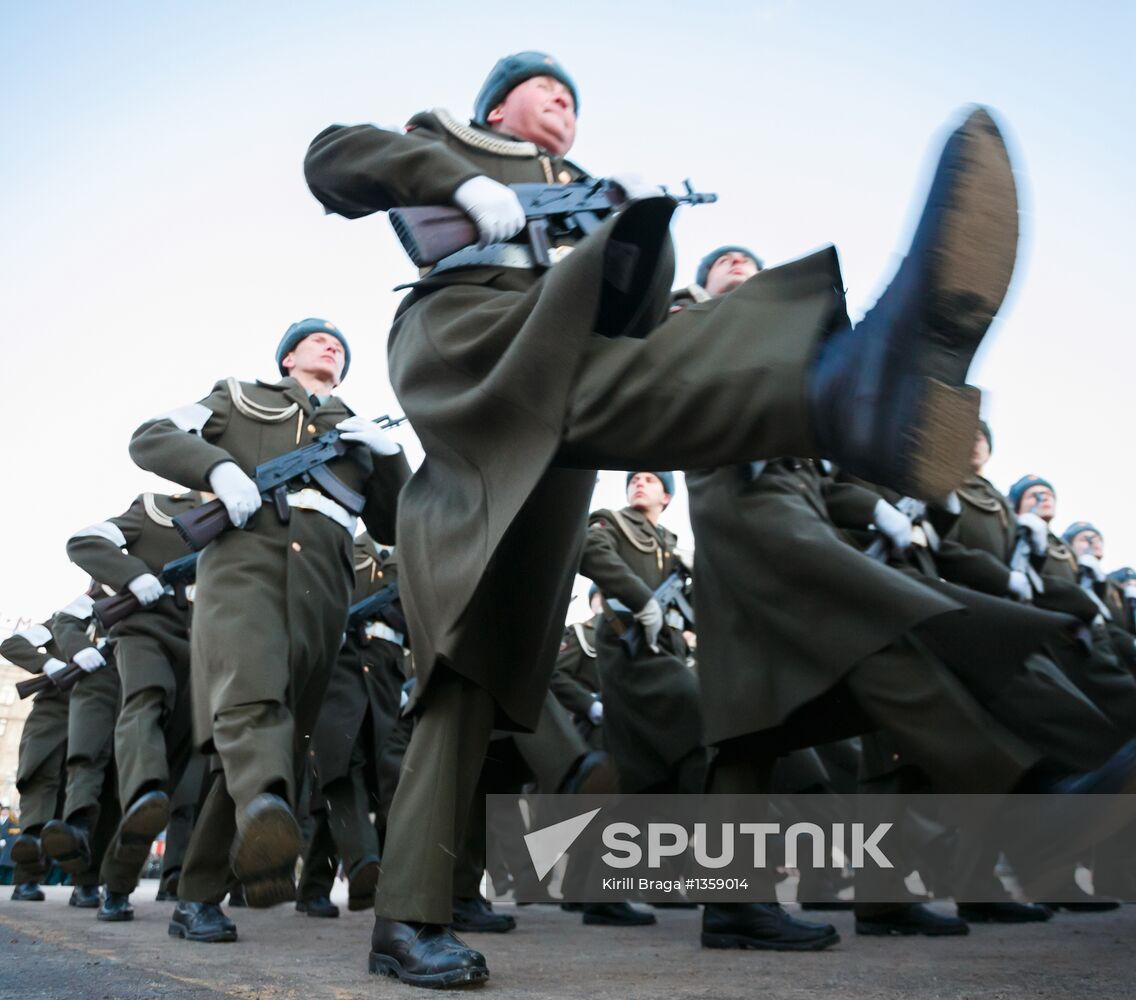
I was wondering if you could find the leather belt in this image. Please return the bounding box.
[427,241,575,277]
[363,621,406,647]
[286,489,355,534]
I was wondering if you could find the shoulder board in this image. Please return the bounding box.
[431,107,540,158]
[228,377,299,423]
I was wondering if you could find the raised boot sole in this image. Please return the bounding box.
[115,794,171,865]
[40,823,91,875]
[907,379,981,498]
[230,798,301,909]
[368,951,489,988]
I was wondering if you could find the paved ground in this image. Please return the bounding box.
[0,882,1133,999]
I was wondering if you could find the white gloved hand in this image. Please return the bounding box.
[1007,570,1033,602]
[587,699,604,725]
[633,597,664,653]
[873,499,913,553]
[453,175,526,245]
[73,647,106,673]
[336,416,401,456]
[208,462,262,529]
[941,491,962,515]
[1078,553,1106,582]
[1124,582,1136,601]
[1017,512,1049,556]
[608,173,664,202]
[127,573,164,606]
[399,687,410,710]
[43,657,68,679]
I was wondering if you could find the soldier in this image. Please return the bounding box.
[1,615,72,903]
[65,490,201,920]
[581,472,703,796]
[306,50,1022,986]
[129,319,409,942]
[297,534,403,918]
[39,590,137,911]
[1107,567,1136,635]
[550,587,605,750]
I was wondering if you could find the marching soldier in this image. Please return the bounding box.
[129,318,409,942]
[39,590,137,912]
[580,472,703,796]
[66,490,201,920]
[297,534,404,917]
[550,587,605,750]
[0,616,72,903]
[307,48,1022,986]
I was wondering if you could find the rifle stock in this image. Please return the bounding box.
[92,591,141,630]
[389,207,480,268]
[173,498,231,551]
[16,662,83,700]
[15,674,50,699]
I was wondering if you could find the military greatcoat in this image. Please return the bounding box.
[305,111,849,730]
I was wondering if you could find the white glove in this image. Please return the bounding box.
[336,416,401,456]
[1007,570,1033,602]
[453,176,525,245]
[127,573,164,606]
[43,657,68,679]
[609,173,664,202]
[208,462,262,529]
[1124,582,1136,601]
[941,491,962,515]
[873,499,913,553]
[1017,512,1049,557]
[1078,553,1106,582]
[399,687,410,710]
[587,699,604,725]
[73,647,106,673]
[633,597,664,653]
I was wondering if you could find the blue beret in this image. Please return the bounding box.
[473,51,578,126]
[695,245,764,289]
[276,318,350,380]
[1108,567,1136,585]
[1008,474,1055,512]
[626,471,676,496]
[1062,521,1103,544]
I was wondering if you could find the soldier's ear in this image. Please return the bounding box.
[281,352,296,373]
[486,102,507,126]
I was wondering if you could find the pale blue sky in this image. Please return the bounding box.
[2,1,1133,619]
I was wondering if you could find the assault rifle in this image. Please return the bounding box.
[91,552,200,630]
[389,178,717,269]
[345,580,406,640]
[173,415,406,551]
[16,653,105,700]
[606,569,695,660]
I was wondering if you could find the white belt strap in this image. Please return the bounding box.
[286,489,356,534]
[363,621,405,647]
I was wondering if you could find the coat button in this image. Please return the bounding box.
[291,542,302,552]
[307,424,317,435]
[558,170,571,184]
[892,752,900,762]
[363,665,370,673]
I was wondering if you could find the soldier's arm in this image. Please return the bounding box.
[129,382,236,490]
[0,622,57,675]
[50,596,100,661]
[932,533,1013,596]
[305,120,482,219]
[820,478,881,530]
[66,496,155,593]
[580,514,654,611]
[549,634,597,718]
[359,450,413,544]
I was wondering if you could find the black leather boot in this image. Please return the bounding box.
[369,918,489,987]
[229,794,300,908]
[69,884,101,909]
[582,901,656,926]
[856,902,969,936]
[168,901,238,943]
[41,818,92,874]
[115,790,170,864]
[11,882,45,902]
[296,895,340,918]
[702,902,839,950]
[346,854,380,911]
[98,890,135,922]
[452,894,516,933]
[808,107,1018,499]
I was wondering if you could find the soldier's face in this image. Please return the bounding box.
[283,332,346,386]
[971,430,991,472]
[487,75,577,157]
[627,472,670,516]
[1019,485,1056,522]
[704,252,759,296]
[1070,531,1104,559]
